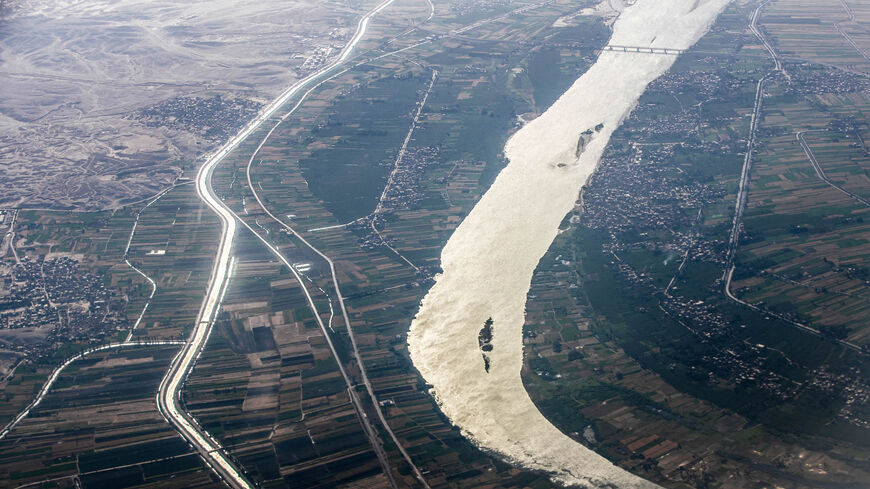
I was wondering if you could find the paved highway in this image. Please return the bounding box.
[749,0,781,71]
[239,52,436,489]
[724,0,780,271]
[153,2,400,488]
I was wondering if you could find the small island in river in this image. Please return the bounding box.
[479,317,494,372]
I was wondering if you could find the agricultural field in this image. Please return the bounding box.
[188,1,610,486]
[2,0,869,488]
[520,0,870,487]
[0,0,611,487]
[733,91,870,345]
[762,0,870,73]
[0,345,221,489]
[523,232,870,489]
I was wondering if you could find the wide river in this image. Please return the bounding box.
[407,0,730,487]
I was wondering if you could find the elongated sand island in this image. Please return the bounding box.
[408,0,730,486]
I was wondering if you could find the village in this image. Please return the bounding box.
[0,255,127,366]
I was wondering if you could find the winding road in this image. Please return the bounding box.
[721,0,864,355]
[0,340,185,441]
[1,185,188,443]
[152,2,401,488]
[724,0,778,270]
[123,182,193,342]
[797,130,870,208]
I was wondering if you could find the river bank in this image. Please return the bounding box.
[408,0,731,486]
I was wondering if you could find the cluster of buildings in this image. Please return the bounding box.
[788,66,870,94]
[378,146,441,212]
[349,214,389,250]
[449,0,512,15]
[703,340,800,401]
[0,256,126,360]
[300,46,335,73]
[133,94,263,142]
[581,144,727,266]
[829,116,870,156]
[811,366,870,428]
[351,146,441,251]
[647,69,725,98]
[631,109,700,138]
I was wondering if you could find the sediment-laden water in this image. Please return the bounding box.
[408,1,730,487]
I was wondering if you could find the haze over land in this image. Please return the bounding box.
[0,0,350,209]
[409,0,731,486]
[3,0,870,487]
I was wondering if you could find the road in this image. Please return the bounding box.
[723,266,862,353]
[123,182,193,342]
[839,0,855,21]
[834,0,870,64]
[4,209,21,265]
[719,2,865,354]
[797,130,870,208]
[724,71,767,269]
[834,23,870,63]
[724,0,780,270]
[451,0,554,35]
[0,340,185,441]
[664,207,703,296]
[370,68,439,272]
[151,2,401,489]
[748,0,781,71]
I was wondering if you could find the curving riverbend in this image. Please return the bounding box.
[408,0,730,487]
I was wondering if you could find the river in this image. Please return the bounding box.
[407,0,730,487]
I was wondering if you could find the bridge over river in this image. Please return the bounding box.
[602,44,685,55]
